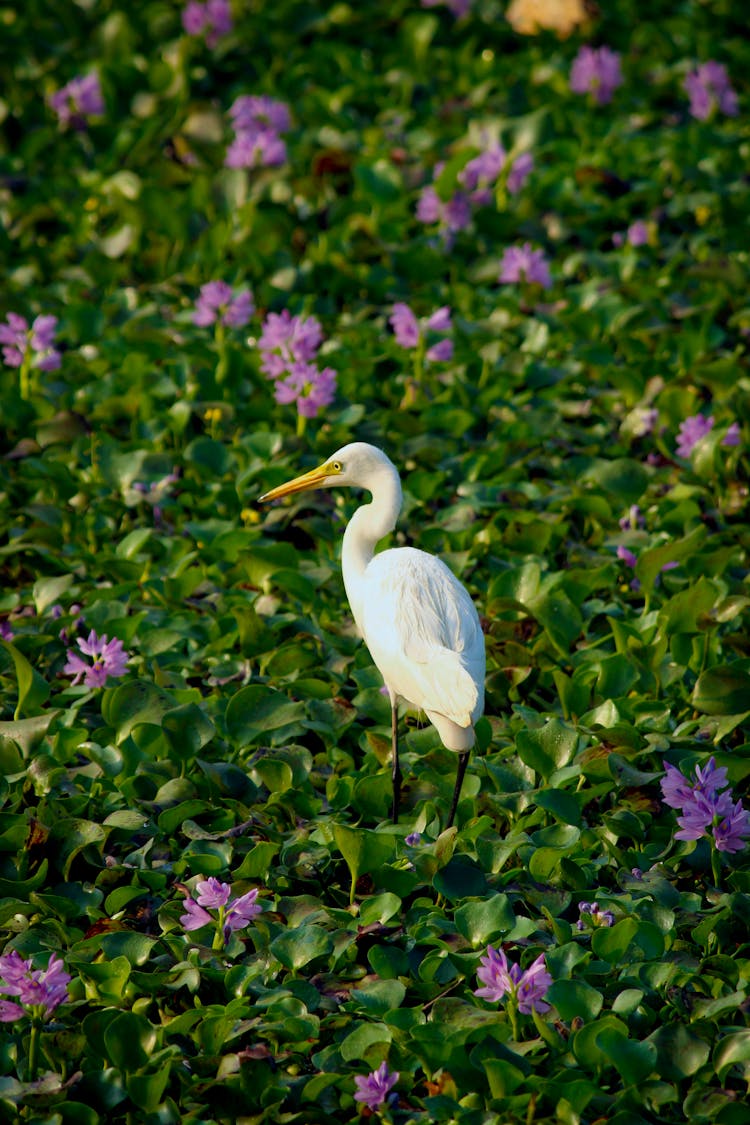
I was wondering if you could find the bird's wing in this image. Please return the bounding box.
[360,547,485,728]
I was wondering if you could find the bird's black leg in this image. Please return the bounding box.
[391,699,402,824]
[446,750,469,829]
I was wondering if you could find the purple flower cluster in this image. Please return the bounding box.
[676,414,740,458]
[63,629,129,688]
[390,303,454,363]
[182,0,232,46]
[684,62,738,121]
[226,96,291,170]
[570,45,623,105]
[576,901,615,931]
[676,414,713,458]
[418,140,533,240]
[258,310,336,419]
[0,313,61,372]
[499,243,552,289]
[354,1061,399,1111]
[475,945,552,1014]
[193,281,254,329]
[661,757,750,854]
[0,951,71,1022]
[48,72,104,129]
[180,877,262,944]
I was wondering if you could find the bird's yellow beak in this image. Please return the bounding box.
[259,461,332,503]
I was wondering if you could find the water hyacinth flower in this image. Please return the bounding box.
[661,757,750,856]
[353,1061,399,1111]
[576,901,615,930]
[722,422,740,447]
[416,182,472,243]
[225,95,291,169]
[499,243,552,289]
[48,72,104,128]
[475,945,552,1014]
[0,313,61,373]
[390,303,454,363]
[684,61,738,121]
[458,141,534,206]
[0,951,71,1022]
[193,281,254,329]
[180,877,262,947]
[569,45,623,105]
[676,414,714,457]
[258,310,336,421]
[63,630,129,688]
[182,0,232,47]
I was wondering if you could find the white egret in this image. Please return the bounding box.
[260,442,485,828]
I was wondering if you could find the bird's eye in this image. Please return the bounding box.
[331,461,342,473]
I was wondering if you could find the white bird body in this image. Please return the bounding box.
[260,441,485,825]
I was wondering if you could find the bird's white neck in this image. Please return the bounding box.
[341,464,402,630]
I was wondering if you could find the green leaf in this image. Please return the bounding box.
[101,680,176,744]
[596,1027,657,1086]
[225,684,306,745]
[591,917,639,962]
[0,639,50,718]
[103,1011,158,1070]
[548,980,603,1022]
[270,924,333,970]
[692,664,750,715]
[0,711,60,758]
[333,824,396,903]
[714,1028,750,1082]
[454,895,516,946]
[647,1023,711,1080]
[339,1021,392,1063]
[516,719,580,781]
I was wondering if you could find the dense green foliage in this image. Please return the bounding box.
[1,1,749,1122]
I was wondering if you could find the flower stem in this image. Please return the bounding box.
[19,353,32,401]
[27,1020,41,1082]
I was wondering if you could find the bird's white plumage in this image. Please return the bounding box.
[260,440,486,765]
[360,546,484,749]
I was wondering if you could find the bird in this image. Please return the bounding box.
[259,442,485,829]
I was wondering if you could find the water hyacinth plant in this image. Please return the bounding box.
[1,1,749,1120]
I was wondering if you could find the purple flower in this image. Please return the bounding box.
[353,1061,399,1111]
[499,243,552,289]
[182,0,232,46]
[576,901,615,930]
[273,362,337,418]
[180,879,262,944]
[661,757,729,810]
[722,422,740,447]
[676,414,714,457]
[63,629,129,688]
[713,799,750,854]
[48,73,104,128]
[474,946,551,1014]
[193,281,254,329]
[390,303,420,349]
[416,175,472,240]
[225,95,291,169]
[0,622,13,641]
[0,312,62,371]
[389,303,453,363]
[405,831,421,846]
[684,62,738,121]
[507,151,534,195]
[627,220,650,247]
[258,310,322,375]
[570,45,623,105]
[662,757,749,854]
[258,310,336,419]
[616,545,638,569]
[0,952,71,1021]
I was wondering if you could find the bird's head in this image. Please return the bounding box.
[259,442,396,502]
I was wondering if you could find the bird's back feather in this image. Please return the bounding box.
[359,546,485,736]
